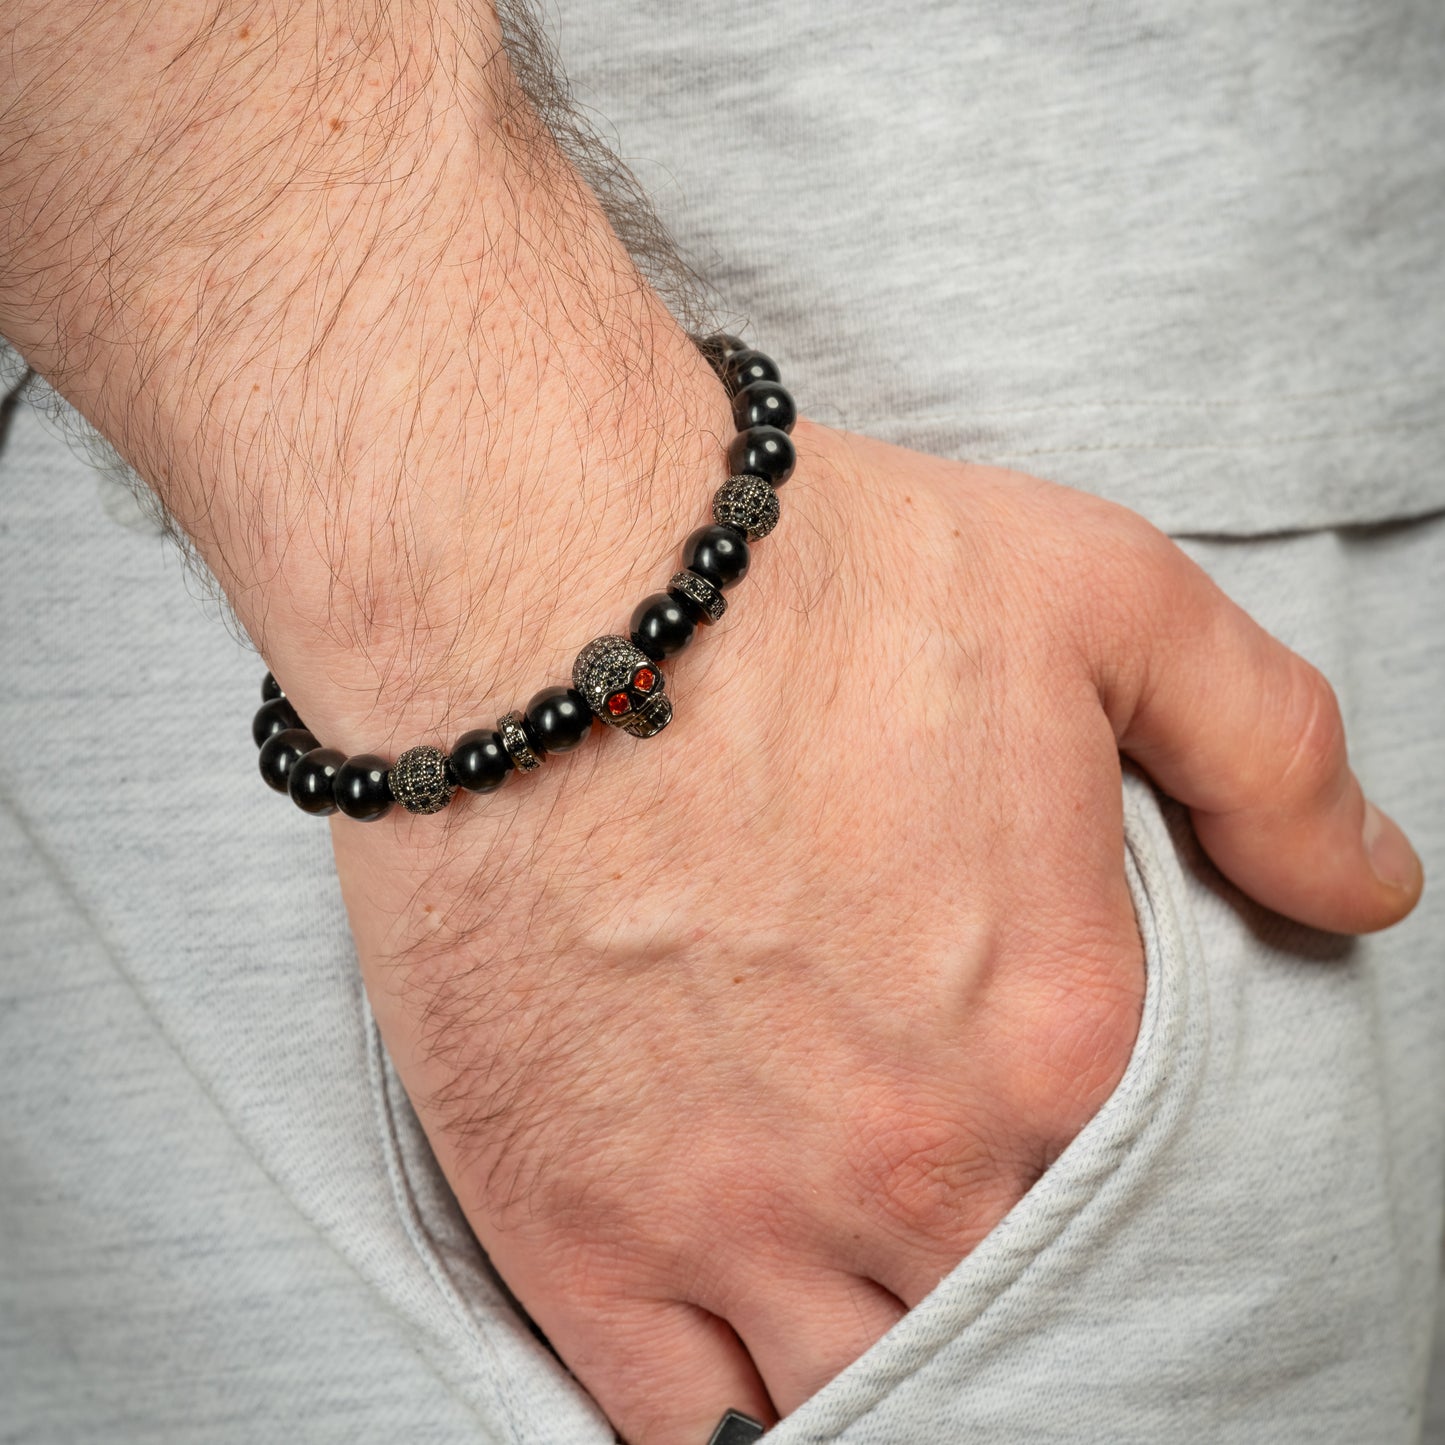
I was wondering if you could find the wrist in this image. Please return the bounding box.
[1,1,751,757]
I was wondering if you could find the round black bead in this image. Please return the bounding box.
[723,349,781,394]
[524,686,594,754]
[261,671,283,702]
[731,380,796,435]
[682,524,750,591]
[630,591,697,660]
[450,729,511,794]
[252,696,302,748]
[728,425,796,486]
[695,332,748,379]
[258,727,318,794]
[289,746,344,816]
[334,754,394,822]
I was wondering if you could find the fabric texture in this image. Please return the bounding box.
[3,1,1443,1440]
[549,0,1445,536]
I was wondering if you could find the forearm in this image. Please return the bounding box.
[0,0,732,746]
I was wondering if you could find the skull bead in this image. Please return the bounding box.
[572,635,672,738]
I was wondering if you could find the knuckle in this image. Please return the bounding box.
[847,1109,1011,1241]
[1043,495,1193,656]
[1269,657,1349,808]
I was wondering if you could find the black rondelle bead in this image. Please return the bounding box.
[262,671,283,702]
[334,754,394,822]
[695,332,747,380]
[630,591,697,661]
[523,686,593,754]
[728,425,796,486]
[252,696,302,748]
[259,727,318,794]
[289,746,344,816]
[731,379,796,435]
[682,524,750,591]
[669,570,727,625]
[450,729,511,794]
[723,349,781,394]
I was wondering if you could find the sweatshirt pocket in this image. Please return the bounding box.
[765,772,1211,1443]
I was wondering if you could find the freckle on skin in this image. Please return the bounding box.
[733,976,744,985]
[330,118,343,132]
[237,25,250,40]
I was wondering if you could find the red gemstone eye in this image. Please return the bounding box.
[606,691,631,717]
[633,667,656,693]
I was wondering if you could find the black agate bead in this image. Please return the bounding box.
[252,696,302,747]
[682,524,750,591]
[728,425,796,486]
[289,747,344,816]
[723,349,781,394]
[630,591,697,660]
[450,729,510,793]
[334,754,393,821]
[731,380,796,434]
[259,728,318,794]
[695,332,748,380]
[523,686,593,754]
[261,671,283,702]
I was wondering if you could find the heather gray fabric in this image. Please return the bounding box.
[3,1,1443,1440]
[549,0,1445,536]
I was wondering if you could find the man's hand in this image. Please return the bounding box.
[1,7,1421,1443]
[333,418,1420,1443]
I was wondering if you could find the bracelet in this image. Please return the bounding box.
[250,335,797,821]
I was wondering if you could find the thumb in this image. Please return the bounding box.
[1088,530,1423,935]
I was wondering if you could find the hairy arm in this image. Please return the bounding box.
[0,1,731,750]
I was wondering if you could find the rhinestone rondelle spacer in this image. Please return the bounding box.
[498,711,543,772]
[669,569,727,624]
[389,745,456,814]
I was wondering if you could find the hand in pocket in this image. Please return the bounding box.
[332,422,1422,1444]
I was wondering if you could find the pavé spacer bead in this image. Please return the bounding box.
[498,711,544,772]
[712,474,780,540]
[389,746,456,814]
[252,334,793,819]
[669,569,727,625]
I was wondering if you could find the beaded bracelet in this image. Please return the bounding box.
[250,335,796,821]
